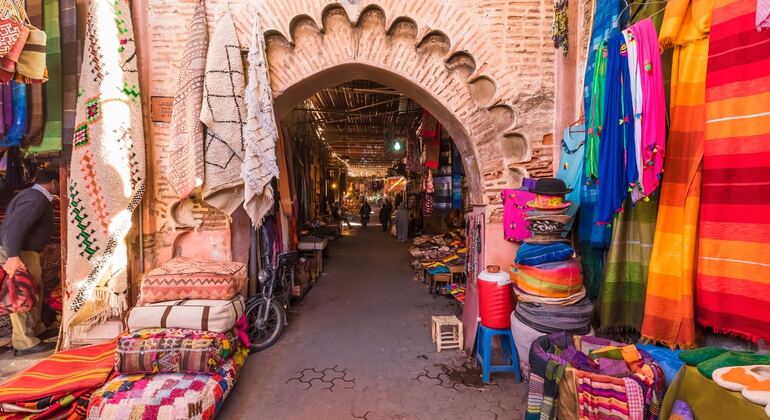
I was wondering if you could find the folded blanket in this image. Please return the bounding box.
[0,340,116,418]
[88,356,243,420]
[515,297,593,335]
[116,328,239,374]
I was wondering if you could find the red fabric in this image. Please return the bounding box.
[0,267,37,315]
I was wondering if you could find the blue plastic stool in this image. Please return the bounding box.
[475,323,522,383]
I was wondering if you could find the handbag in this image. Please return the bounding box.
[16,24,47,81]
[0,267,38,315]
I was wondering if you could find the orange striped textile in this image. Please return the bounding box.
[696,0,770,343]
[0,340,115,404]
[640,0,714,348]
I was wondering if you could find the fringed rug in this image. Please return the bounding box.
[62,0,145,348]
[242,13,279,227]
[697,0,770,344]
[200,11,246,215]
[166,0,207,199]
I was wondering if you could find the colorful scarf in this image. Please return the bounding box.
[597,32,637,224]
[200,12,246,215]
[641,0,713,349]
[633,18,666,198]
[526,333,572,420]
[556,126,585,228]
[576,372,645,420]
[242,13,279,227]
[0,340,115,417]
[167,0,207,200]
[585,43,607,180]
[62,0,146,348]
[697,0,770,344]
[421,111,440,170]
[599,196,658,335]
[25,0,61,154]
[583,0,624,120]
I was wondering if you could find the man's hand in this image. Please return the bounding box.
[3,256,25,277]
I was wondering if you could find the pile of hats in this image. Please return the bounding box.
[510,178,593,335]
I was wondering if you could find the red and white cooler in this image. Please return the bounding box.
[477,265,514,329]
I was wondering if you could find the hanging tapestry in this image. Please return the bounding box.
[25,0,61,154]
[599,196,658,336]
[421,111,440,170]
[641,0,712,349]
[242,13,279,227]
[200,11,246,215]
[62,0,146,348]
[697,0,770,344]
[166,0,207,199]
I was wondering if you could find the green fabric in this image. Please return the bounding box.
[598,196,658,333]
[26,0,62,154]
[697,351,770,379]
[585,41,608,179]
[661,365,767,420]
[679,347,730,366]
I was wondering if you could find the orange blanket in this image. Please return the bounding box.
[641,0,714,348]
[0,340,115,407]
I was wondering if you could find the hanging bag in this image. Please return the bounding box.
[0,266,38,315]
[0,0,26,58]
[16,23,47,81]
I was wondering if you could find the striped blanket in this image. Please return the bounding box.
[641,0,713,349]
[696,0,770,343]
[0,341,115,418]
[599,196,658,334]
[576,372,645,420]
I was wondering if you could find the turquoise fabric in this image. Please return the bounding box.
[556,125,585,229]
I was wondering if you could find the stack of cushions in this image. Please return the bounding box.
[510,178,592,336]
[89,257,250,418]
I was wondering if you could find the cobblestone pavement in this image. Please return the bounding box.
[220,224,527,419]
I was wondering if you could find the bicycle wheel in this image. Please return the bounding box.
[246,295,286,351]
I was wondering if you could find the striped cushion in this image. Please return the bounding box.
[515,242,574,266]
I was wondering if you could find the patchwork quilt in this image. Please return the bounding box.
[87,357,240,420]
[139,257,246,304]
[116,328,238,374]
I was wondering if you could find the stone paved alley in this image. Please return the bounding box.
[220,222,528,419]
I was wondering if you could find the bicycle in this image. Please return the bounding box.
[245,250,300,351]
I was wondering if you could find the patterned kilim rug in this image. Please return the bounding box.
[62,0,145,348]
[166,0,207,200]
[200,11,246,215]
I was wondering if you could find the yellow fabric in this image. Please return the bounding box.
[557,367,579,420]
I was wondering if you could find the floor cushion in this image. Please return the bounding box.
[139,257,246,304]
[127,295,245,333]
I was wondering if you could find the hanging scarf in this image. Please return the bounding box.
[583,0,624,119]
[200,11,247,215]
[406,131,421,173]
[556,125,585,229]
[59,0,77,150]
[25,0,61,154]
[633,18,666,199]
[0,81,26,147]
[696,0,770,344]
[63,0,146,348]
[242,13,279,227]
[421,111,440,170]
[597,33,636,224]
[622,27,644,200]
[599,196,658,336]
[167,0,207,200]
[585,43,607,179]
[641,0,713,349]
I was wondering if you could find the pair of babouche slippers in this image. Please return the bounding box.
[713,365,770,417]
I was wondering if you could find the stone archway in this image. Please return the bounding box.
[142,0,555,268]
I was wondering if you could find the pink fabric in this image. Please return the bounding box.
[633,18,666,198]
[235,314,250,348]
[502,189,535,242]
[757,0,770,31]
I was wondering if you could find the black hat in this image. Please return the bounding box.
[530,178,573,195]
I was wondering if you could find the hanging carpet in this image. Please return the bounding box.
[696,0,770,344]
[200,11,246,215]
[167,0,207,199]
[62,0,146,348]
[242,13,279,227]
[641,0,713,349]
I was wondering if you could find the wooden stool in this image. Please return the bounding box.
[431,316,463,352]
[431,273,453,294]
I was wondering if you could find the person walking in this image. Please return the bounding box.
[395,202,409,243]
[0,169,59,356]
[359,201,372,228]
[379,199,393,232]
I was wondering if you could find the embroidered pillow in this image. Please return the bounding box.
[139,257,246,303]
